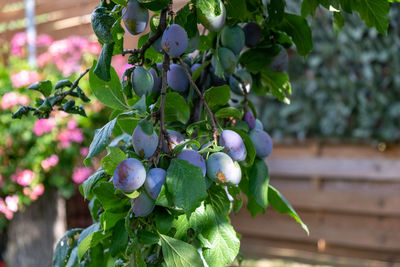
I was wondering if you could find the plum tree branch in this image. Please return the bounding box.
[178,57,219,143]
[122,7,168,65]
[232,73,248,113]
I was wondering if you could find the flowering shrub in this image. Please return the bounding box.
[0,33,110,230]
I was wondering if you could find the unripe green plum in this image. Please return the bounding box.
[215,47,237,75]
[161,24,188,58]
[167,64,189,92]
[206,152,242,185]
[132,126,158,158]
[229,69,252,95]
[243,111,256,130]
[132,191,155,217]
[150,31,163,53]
[113,158,146,192]
[163,130,184,152]
[221,25,245,55]
[269,45,288,72]
[197,0,226,32]
[123,0,149,35]
[177,149,206,176]
[132,66,154,97]
[144,168,166,200]
[243,22,262,47]
[249,129,273,158]
[219,130,247,161]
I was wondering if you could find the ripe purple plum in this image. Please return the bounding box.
[197,0,226,32]
[167,64,189,92]
[161,24,188,58]
[243,111,256,130]
[255,119,263,130]
[243,22,262,47]
[132,66,154,97]
[249,129,273,158]
[221,25,245,55]
[206,152,242,185]
[210,67,227,86]
[219,130,247,162]
[123,0,149,35]
[132,191,155,217]
[149,67,161,93]
[216,47,237,75]
[229,69,252,95]
[163,130,184,152]
[144,168,167,200]
[132,126,158,158]
[113,158,146,192]
[150,31,163,53]
[177,149,206,176]
[269,45,288,72]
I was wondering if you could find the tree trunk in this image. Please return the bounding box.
[5,188,66,267]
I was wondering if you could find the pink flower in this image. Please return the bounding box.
[5,195,19,212]
[1,92,30,110]
[33,118,56,136]
[0,198,14,220]
[12,170,35,186]
[31,184,45,198]
[10,32,27,57]
[37,52,52,68]
[67,119,78,130]
[41,154,59,171]
[36,34,53,46]
[58,128,84,148]
[72,167,92,184]
[10,70,40,88]
[80,147,89,157]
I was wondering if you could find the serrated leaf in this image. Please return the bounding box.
[349,0,389,34]
[85,118,117,166]
[93,182,131,212]
[207,185,230,217]
[100,211,126,231]
[77,223,108,260]
[215,107,242,118]
[81,169,107,199]
[166,159,207,215]
[160,234,204,267]
[204,85,231,108]
[101,147,127,175]
[53,228,82,267]
[268,185,309,235]
[260,69,291,101]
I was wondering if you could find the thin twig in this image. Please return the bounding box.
[122,8,168,65]
[178,57,219,143]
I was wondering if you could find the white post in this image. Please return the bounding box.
[25,0,37,67]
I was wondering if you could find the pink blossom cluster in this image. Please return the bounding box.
[23,184,45,201]
[72,167,92,184]
[33,118,56,136]
[10,70,40,88]
[38,36,101,76]
[1,92,30,110]
[10,33,53,57]
[0,196,19,219]
[112,55,132,78]
[41,154,59,171]
[57,119,84,148]
[11,169,35,186]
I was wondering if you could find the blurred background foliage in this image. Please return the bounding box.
[253,3,400,144]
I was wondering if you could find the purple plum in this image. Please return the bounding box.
[113,158,146,192]
[132,126,158,158]
[177,149,206,176]
[206,152,242,185]
[144,168,167,200]
[161,24,188,58]
[219,130,247,161]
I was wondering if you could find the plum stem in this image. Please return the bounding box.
[232,73,248,113]
[122,7,168,65]
[178,57,219,144]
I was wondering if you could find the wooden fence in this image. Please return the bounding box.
[231,142,400,265]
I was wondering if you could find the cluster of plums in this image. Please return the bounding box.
[113,0,279,217]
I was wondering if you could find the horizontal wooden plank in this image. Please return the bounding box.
[266,157,400,181]
[231,209,400,251]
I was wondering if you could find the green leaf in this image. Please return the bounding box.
[137,0,169,11]
[175,4,199,38]
[204,85,231,108]
[249,159,270,208]
[267,0,285,26]
[137,230,160,245]
[239,174,265,216]
[101,147,127,175]
[53,228,82,267]
[81,169,107,199]
[55,79,72,89]
[155,210,174,234]
[207,184,230,217]
[348,0,390,34]
[277,13,313,56]
[89,61,128,110]
[28,80,53,97]
[215,107,242,119]
[100,211,126,231]
[166,159,207,215]
[110,220,129,257]
[200,205,240,267]
[138,119,154,135]
[91,7,114,44]
[77,223,108,260]
[225,0,247,21]
[268,185,309,235]
[93,182,131,212]
[301,0,319,17]
[160,234,204,267]
[163,92,190,124]
[260,69,291,101]
[84,118,117,166]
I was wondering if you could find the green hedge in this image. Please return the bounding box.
[255,3,400,144]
